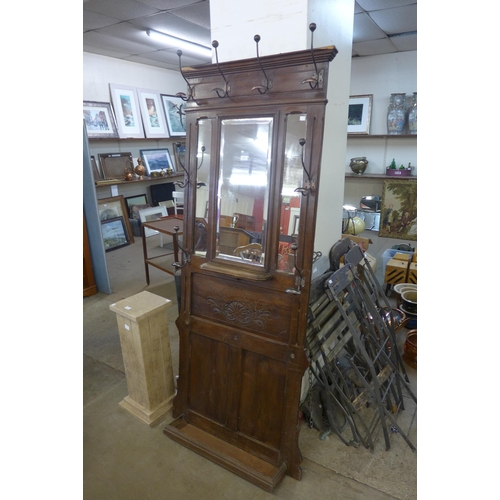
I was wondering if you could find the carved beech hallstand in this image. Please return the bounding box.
[163,42,337,491]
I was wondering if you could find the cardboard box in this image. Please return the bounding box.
[341,234,373,252]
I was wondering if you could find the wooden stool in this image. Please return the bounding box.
[110,291,176,427]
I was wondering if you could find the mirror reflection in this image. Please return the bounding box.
[278,113,306,273]
[194,118,211,256]
[216,117,273,266]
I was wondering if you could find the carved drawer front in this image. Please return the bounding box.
[191,273,292,342]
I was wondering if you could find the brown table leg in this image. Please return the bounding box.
[141,224,150,285]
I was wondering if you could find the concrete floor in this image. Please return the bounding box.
[83,230,417,499]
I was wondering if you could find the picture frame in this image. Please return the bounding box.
[139,206,168,237]
[91,155,101,181]
[379,179,417,241]
[173,141,186,172]
[109,83,145,138]
[140,148,174,176]
[101,217,130,252]
[97,195,135,243]
[136,87,169,138]
[98,152,133,180]
[125,194,148,218]
[161,94,187,137]
[347,94,373,135]
[83,101,119,139]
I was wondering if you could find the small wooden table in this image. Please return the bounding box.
[141,216,183,284]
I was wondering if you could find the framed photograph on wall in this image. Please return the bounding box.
[109,83,145,138]
[379,179,417,241]
[101,217,130,252]
[139,206,167,237]
[347,94,373,135]
[97,195,135,243]
[140,148,174,176]
[83,101,119,139]
[161,94,187,136]
[136,88,169,138]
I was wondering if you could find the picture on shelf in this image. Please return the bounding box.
[125,194,148,218]
[140,149,174,176]
[98,152,134,180]
[136,88,169,138]
[347,95,373,135]
[101,217,130,252]
[139,206,167,237]
[83,101,119,139]
[379,179,417,241]
[109,84,145,138]
[97,195,135,243]
[161,94,187,136]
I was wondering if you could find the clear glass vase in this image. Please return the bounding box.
[387,93,407,135]
[408,92,417,135]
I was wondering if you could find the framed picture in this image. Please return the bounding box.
[136,88,169,138]
[98,152,133,180]
[173,141,186,172]
[379,179,417,241]
[347,94,373,134]
[83,101,119,139]
[125,194,148,218]
[161,94,187,136]
[101,217,130,252]
[140,148,174,176]
[139,206,167,237]
[98,195,135,243]
[109,83,145,138]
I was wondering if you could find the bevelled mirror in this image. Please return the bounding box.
[216,117,273,266]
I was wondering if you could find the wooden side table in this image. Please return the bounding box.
[110,291,176,427]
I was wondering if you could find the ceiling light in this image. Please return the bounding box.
[146,30,212,58]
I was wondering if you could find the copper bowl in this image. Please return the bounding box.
[402,329,417,369]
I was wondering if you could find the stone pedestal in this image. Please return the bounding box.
[110,291,176,427]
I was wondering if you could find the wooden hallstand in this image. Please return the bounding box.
[163,42,337,491]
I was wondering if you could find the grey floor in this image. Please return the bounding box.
[83,230,417,500]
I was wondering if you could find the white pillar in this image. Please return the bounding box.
[210,0,355,255]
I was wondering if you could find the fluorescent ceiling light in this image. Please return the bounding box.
[146,30,212,58]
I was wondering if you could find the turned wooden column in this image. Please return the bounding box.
[110,291,176,427]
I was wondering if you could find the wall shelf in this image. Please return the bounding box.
[345,173,417,180]
[95,173,184,187]
[347,134,417,139]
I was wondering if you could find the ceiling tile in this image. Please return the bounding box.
[356,0,416,11]
[168,2,211,30]
[352,38,398,57]
[83,10,121,31]
[389,33,417,52]
[137,0,205,10]
[83,0,160,21]
[353,12,386,42]
[83,31,156,55]
[368,5,417,34]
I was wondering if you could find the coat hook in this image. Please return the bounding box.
[285,244,305,294]
[301,23,323,89]
[176,50,200,104]
[294,138,315,196]
[211,41,230,98]
[172,225,190,269]
[173,141,190,189]
[197,146,206,170]
[252,35,271,94]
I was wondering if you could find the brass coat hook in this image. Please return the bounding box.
[172,225,190,269]
[294,138,315,196]
[176,50,200,104]
[252,35,271,94]
[301,23,323,89]
[211,41,230,98]
[285,244,305,294]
